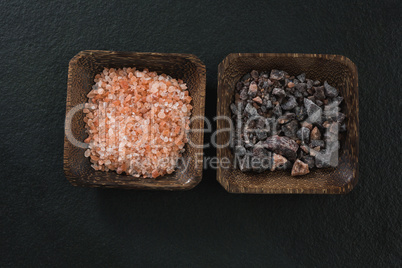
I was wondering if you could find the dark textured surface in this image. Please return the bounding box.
[1,0,401,267]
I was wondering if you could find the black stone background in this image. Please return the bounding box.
[1,0,401,267]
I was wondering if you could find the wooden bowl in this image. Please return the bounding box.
[64,50,206,190]
[217,53,358,194]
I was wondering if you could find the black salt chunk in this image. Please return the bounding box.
[301,155,315,169]
[304,98,323,124]
[241,73,251,82]
[297,73,306,83]
[314,86,326,100]
[281,120,299,138]
[295,106,307,121]
[273,104,282,117]
[270,69,287,80]
[281,96,298,111]
[272,87,286,98]
[235,146,246,156]
[310,139,324,148]
[297,127,310,143]
[324,81,339,98]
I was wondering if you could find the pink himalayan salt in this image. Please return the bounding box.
[83,67,192,178]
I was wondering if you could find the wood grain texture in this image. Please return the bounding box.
[217,53,358,194]
[64,50,206,190]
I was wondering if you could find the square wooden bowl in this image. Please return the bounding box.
[217,53,358,194]
[64,50,206,190]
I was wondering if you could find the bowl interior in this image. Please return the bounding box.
[217,53,358,194]
[64,50,205,189]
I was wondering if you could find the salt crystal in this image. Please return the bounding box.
[158,111,166,119]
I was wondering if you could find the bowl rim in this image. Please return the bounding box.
[69,50,206,71]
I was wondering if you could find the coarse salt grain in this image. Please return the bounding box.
[83,67,192,178]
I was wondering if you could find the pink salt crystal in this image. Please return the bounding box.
[159,83,167,91]
[150,83,159,93]
[271,153,288,171]
[152,170,159,178]
[291,159,310,176]
[249,82,258,93]
[158,111,166,119]
[252,97,262,104]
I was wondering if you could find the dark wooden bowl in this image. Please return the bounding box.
[217,53,358,194]
[64,50,206,190]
